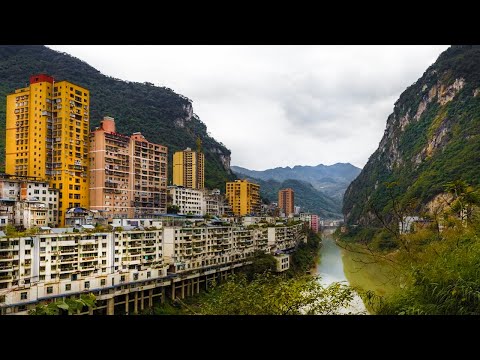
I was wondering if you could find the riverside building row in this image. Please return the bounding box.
[0,221,305,315]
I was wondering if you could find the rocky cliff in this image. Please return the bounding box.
[343,45,480,225]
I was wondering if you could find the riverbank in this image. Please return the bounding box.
[330,236,402,313]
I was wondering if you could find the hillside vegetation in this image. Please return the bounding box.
[344,45,480,226]
[241,176,342,218]
[0,45,235,190]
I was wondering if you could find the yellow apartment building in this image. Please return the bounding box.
[225,179,260,216]
[172,148,204,189]
[6,74,90,225]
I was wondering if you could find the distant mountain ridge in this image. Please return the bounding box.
[232,163,361,201]
[241,176,342,219]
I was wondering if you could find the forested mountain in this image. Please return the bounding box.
[0,45,235,190]
[343,45,480,225]
[240,175,342,219]
[232,162,360,201]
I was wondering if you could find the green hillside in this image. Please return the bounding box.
[0,45,236,190]
[343,45,480,225]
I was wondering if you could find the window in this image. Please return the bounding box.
[46,286,53,294]
[100,279,106,286]
[0,295,5,303]
[20,292,28,300]
[84,281,90,289]
[133,273,139,281]
[120,275,125,282]
[147,271,151,279]
[65,284,71,291]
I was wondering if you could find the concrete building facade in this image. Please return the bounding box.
[0,222,304,315]
[6,75,90,225]
[225,179,260,216]
[172,148,204,189]
[0,176,59,228]
[168,185,204,216]
[89,117,168,221]
[278,188,295,217]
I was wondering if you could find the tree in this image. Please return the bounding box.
[444,180,480,225]
[197,273,356,315]
[29,293,97,315]
[241,252,277,280]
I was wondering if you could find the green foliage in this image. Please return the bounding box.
[240,251,277,280]
[29,293,97,315]
[0,45,235,188]
[370,222,480,315]
[444,180,480,222]
[344,45,480,228]
[3,224,20,237]
[143,299,185,315]
[197,272,354,315]
[289,229,322,274]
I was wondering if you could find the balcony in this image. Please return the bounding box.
[81,256,96,262]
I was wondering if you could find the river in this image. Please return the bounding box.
[314,229,368,314]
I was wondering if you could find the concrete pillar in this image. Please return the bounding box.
[161,287,166,304]
[171,283,176,301]
[181,280,185,299]
[134,292,138,314]
[149,289,153,307]
[197,278,200,294]
[107,298,114,315]
[88,307,94,315]
[140,290,145,311]
[125,294,129,314]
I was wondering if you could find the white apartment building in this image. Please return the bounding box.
[14,200,48,228]
[0,222,305,315]
[168,185,204,216]
[202,188,227,217]
[0,230,167,315]
[0,177,59,228]
[268,223,305,251]
[274,254,290,272]
[111,218,163,229]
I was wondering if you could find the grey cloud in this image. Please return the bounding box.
[47,45,449,170]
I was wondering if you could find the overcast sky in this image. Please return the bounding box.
[47,45,449,170]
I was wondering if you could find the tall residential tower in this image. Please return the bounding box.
[6,75,90,225]
[89,117,168,221]
[172,148,204,189]
[225,179,260,216]
[278,188,294,217]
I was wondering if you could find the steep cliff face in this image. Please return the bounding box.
[343,45,480,225]
[0,45,235,190]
